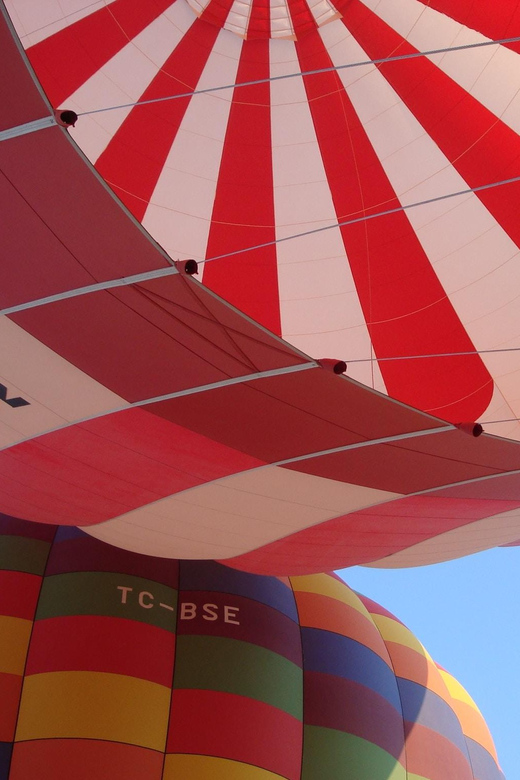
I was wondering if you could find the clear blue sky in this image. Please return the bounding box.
[338,547,520,780]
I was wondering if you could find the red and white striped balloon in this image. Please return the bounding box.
[8,0,520,435]
[3,0,520,570]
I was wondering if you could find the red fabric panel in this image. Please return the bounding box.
[0,673,23,741]
[305,671,405,759]
[416,0,520,55]
[0,571,41,620]
[177,591,302,664]
[147,368,443,464]
[436,470,520,500]
[199,0,236,29]
[9,739,164,780]
[221,483,520,574]
[96,18,220,220]
[2,364,516,531]
[285,441,498,494]
[25,616,175,686]
[294,29,492,423]
[404,721,473,780]
[203,40,281,334]
[286,0,317,38]
[0,445,147,526]
[167,689,302,779]
[0,407,263,526]
[0,9,49,130]
[26,0,176,108]
[10,281,303,406]
[344,1,520,296]
[0,130,170,309]
[247,0,272,38]
[357,595,405,626]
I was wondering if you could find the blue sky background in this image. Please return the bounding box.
[338,547,519,780]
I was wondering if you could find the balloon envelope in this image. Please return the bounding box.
[8,0,520,436]
[0,514,505,779]
[2,1,520,570]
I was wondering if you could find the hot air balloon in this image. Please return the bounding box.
[0,514,505,780]
[2,0,520,572]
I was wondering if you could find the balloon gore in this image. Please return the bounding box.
[0,514,504,780]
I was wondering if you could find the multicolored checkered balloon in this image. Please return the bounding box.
[0,515,503,779]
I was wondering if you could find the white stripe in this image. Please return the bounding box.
[224,0,253,36]
[82,424,450,558]
[63,3,197,163]
[83,466,402,558]
[270,0,294,39]
[361,0,520,135]
[0,358,318,450]
[269,39,386,392]
[308,0,340,27]
[6,0,118,47]
[365,506,520,568]
[142,29,243,273]
[0,317,129,448]
[480,385,520,442]
[321,20,520,435]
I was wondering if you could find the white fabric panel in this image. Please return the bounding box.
[479,385,520,441]
[362,0,520,134]
[270,40,386,392]
[5,0,117,47]
[65,3,197,163]
[0,317,128,448]
[308,0,340,27]
[321,21,520,432]
[83,465,401,558]
[270,0,294,38]
[142,29,242,269]
[365,505,520,568]
[224,0,252,36]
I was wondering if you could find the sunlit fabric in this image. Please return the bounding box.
[0,515,505,779]
[7,0,520,437]
[2,1,520,571]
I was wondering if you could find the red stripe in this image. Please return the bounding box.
[96,18,220,220]
[221,484,520,574]
[404,721,473,780]
[167,689,302,779]
[416,0,520,55]
[203,40,281,334]
[345,3,520,288]
[0,129,170,310]
[177,591,302,664]
[10,269,302,406]
[0,571,41,620]
[305,672,405,759]
[9,740,164,780]
[247,0,272,38]
[0,672,23,741]
[25,616,174,686]
[1,15,49,129]
[357,595,405,625]
[0,407,263,526]
[199,0,236,29]
[0,367,507,530]
[286,0,317,38]
[294,30,492,422]
[26,0,176,108]
[27,0,175,106]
